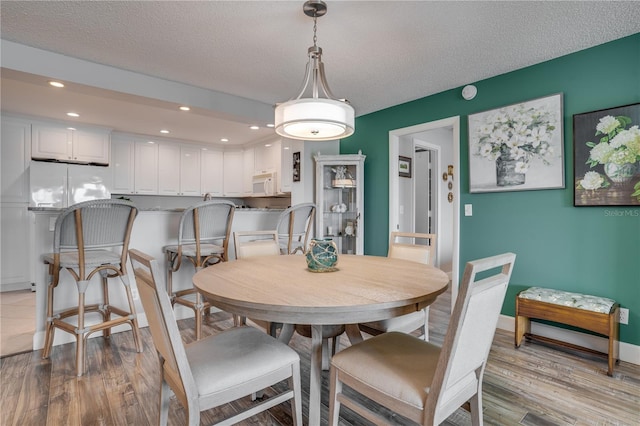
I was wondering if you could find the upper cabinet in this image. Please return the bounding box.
[111,135,135,194]
[242,147,255,196]
[32,122,110,165]
[223,151,244,197]
[250,138,292,195]
[1,116,31,203]
[254,140,281,174]
[134,141,159,194]
[157,143,201,196]
[201,149,224,197]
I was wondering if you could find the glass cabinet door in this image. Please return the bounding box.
[314,152,365,255]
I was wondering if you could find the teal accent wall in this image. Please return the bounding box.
[341,34,640,346]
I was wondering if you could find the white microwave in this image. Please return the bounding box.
[252,172,276,196]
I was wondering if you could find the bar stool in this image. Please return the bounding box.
[42,199,142,376]
[163,200,235,340]
[275,203,316,254]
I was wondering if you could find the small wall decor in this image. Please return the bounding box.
[573,102,640,206]
[399,156,412,178]
[468,93,564,193]
[293,151,301,182]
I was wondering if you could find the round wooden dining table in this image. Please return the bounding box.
[193,254,449,426]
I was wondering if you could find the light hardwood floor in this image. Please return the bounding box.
[0,288,638,426]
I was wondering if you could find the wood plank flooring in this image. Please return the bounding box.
[1,288,638,426]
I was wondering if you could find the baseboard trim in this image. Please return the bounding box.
[498,314,640,366]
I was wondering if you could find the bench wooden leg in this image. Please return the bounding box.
[608,307,620,377]
[515,314,530,348]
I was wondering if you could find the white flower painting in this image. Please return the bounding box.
[468,93,565,193]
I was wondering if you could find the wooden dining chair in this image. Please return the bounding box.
[329,252,516,426]
[129,249,302,426]
[42,199,143,376]
[275,202,316,254]
[163,200,235,340]
[359,232,437,341]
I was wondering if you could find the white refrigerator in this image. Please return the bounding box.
[29,161,113,208]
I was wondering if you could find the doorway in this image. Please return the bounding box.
[389,116,460,308]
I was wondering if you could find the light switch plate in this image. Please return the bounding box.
[464,204,473,216]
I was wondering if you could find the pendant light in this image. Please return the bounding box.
[274,0,355,141]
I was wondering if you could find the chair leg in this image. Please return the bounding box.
[328,367,342,426]
[121,273,143,353]
[42,278,56,359]
[76,289,86,376]
[102,275,112,339]
[469,392,483,426]
[159,378,171,426]
[291,362,303,426]
[194,292,203,340]
[422,307,430,341]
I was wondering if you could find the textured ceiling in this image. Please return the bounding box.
[1,1,640,146]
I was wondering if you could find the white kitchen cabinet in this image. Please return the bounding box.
[179,145,201,196]
[201,149,224,196]
[223,151,243,197]
[315,152,366,255]
[134,141,159,194]
[158,143,181,195]
[0,204,31,291]
[111,136,135,194]
[1,116,31,202]
[32,123,110,165]
[242,147,254,196]
[254,139,280,174]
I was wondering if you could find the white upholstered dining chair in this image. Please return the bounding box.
[329,252,516,426]
[163,200,235,340]
[359,231,437,341]
[275,202,316,254]
[233,230,282,335]
[129,249,302,426]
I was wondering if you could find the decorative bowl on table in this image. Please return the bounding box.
[306,238,338,272]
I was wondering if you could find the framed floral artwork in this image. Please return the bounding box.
[574,102,640,206]
[468,93,564,193]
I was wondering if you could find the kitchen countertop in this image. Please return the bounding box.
[29,206,284,213]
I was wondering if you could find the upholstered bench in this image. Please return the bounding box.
[515,287,619,376]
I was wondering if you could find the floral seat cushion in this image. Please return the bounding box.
[518,287,615,314]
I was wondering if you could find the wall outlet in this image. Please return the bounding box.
[131,288,139,301]
[619,308,629,325]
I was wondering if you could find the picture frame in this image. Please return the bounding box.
[293,151,301,182]
[468,93,564,193]
[399,156,412,178]
[573,102,640,206]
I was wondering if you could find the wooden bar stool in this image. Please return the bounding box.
[276,203,316,255]
[42,199,143,376]
[163,200,235,340]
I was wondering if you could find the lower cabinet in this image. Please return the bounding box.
[0,204,31,291]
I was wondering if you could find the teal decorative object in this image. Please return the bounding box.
[306,238,338,272]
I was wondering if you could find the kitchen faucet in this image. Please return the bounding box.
[203,192,213,201]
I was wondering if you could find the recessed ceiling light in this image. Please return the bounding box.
[160,129,170,134]
[249,125,260,130]
[220,138,229,143]
[265,144,272,147]
[179,106,190,111]
[283,146,290,150]
[66,112,79,117]
[49,81,64,88]
[266,123,275,128]
[67,127,76,131]
[147,141,155,144]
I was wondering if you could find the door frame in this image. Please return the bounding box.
[389,116,460,308]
